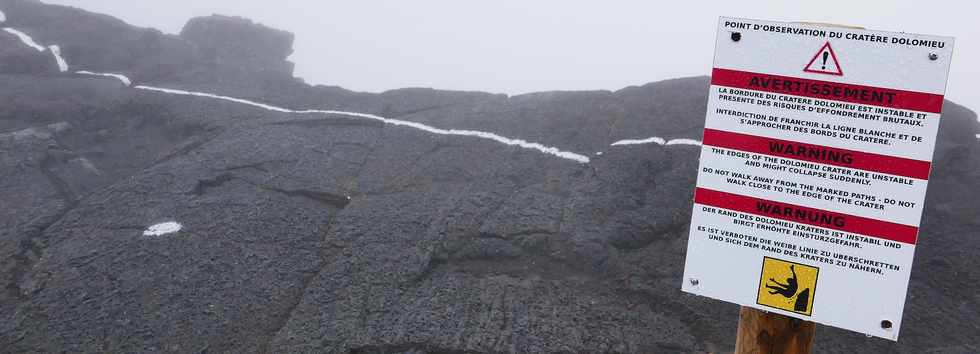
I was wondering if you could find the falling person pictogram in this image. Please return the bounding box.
[764,264,812,313]
[766,264,799,297]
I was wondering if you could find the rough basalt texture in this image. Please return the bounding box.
[0,31,57,74]
[1,0,979,353]
[180,14,296,78]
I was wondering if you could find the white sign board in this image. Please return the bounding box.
[682,17,954,340]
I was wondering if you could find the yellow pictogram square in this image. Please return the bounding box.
[757,257,819,316]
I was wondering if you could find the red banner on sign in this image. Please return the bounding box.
[694,187,919,245]
[711,68,944,113]
[702,129,932,180]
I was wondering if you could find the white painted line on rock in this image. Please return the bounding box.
[134,85,592,163]
[2,27,45,51]
[665,138,702,146]
[48,45,67,72]
[143,221,182,236]
[611,136,666,146]
[300,108,592,163]
[611,136,703,147]
[76,70,132,86]
[134,85,294,112]
[0,9,690,164]
[2,27,68,71]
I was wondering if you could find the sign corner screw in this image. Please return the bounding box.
[929,53,938,61]
[731,32,742,42]
[689,278,700,286]
[880,320,893,329]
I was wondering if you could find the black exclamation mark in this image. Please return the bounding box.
[822,51,829,70]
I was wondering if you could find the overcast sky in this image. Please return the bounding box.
[45,0,978,111]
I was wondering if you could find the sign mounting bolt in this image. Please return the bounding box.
[689,278,700,286]
[880,320,893,329]
[731,32,742,42]
[929,53,938,61]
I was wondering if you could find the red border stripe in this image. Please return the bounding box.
[695,188,918,244]
[712,68,944,113]
[703,129,931,180]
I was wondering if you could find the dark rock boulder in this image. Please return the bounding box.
[180,14,295,79]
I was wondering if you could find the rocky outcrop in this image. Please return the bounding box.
[0,28,57,73]
[0,0,298,86]
[180,14,295,79]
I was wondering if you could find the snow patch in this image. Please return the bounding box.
[611,137,666,146]
[76,71,132,86]
[133,85,591,163]
[48,45,68,72]
[2,27,45,51]
[0,10,7,23]
[595,151,603,156]
[143,221,182,236]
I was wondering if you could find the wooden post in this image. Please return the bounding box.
[729,22,855,354]
[734,307,816,354]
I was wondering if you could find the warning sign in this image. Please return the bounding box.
[804,41,843,76]
[681,17,954,341]
[757,257,819,316]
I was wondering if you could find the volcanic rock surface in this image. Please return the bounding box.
[1,0,979,353]
[180,14,296,80]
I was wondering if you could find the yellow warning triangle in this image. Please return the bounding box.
[804,41,843,76]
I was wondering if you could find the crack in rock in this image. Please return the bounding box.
[219,159,298,173]
[260,186,351,209]
[268,117,384,128]
[382,103,454,118]
[4,144,87,302]
[188,173,235,196]
[151,128,223,166]
[259,210,351,353]
[348,343,470,354]
[189,172,352,209]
